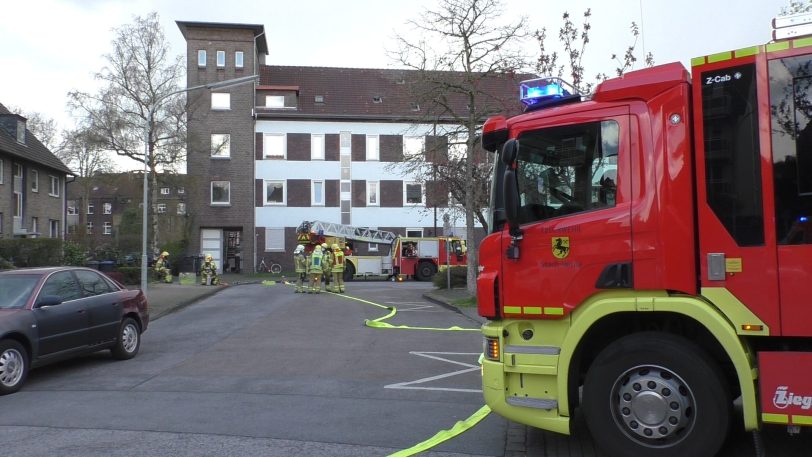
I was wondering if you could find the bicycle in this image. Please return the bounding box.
[257,258,282,274]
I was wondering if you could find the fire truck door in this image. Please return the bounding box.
[500,109,631,317]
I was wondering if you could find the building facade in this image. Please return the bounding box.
[0,103,71,240]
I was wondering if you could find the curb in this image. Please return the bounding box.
[422,292,486,326]
[151,285,227,320]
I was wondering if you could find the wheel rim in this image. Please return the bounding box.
[610,364,696,448]
[122,323,139,353]
[0,348,25,387]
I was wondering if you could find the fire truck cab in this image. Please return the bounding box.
[478,22,812,457]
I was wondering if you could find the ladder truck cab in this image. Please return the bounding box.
[478,16,812,457]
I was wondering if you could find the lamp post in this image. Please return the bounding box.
[140,74,259,292]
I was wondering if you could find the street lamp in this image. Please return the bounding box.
[140,74,259,292]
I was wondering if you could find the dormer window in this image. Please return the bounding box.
[372,96,383,104]
[410,102,420,112]
[16,120,25,144]
[314,95,324,104]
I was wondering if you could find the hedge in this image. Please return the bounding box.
[432,265,468,289]
[116,267,142,285]
[0,238,63,267]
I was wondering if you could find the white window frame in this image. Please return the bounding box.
[160,187,170,195]
[67,205,77,215]
[177,187,185,194]
[311,134,325,160]
[216,50,225,68]
[50,219,59,238]
[87,202,94,215]
[103,202,112,214]
[263,133,286,159]
[311,180,325,206]
[31,217,38,235]
[211,92,230,110]
[404,181,425,206]
[156,203,167,214]
[366,135,379,161]
[31,169,38,192]
[103,222,112,235]
[235,51,244,68]
[367,227,379,252]
[367,181,379,206]
[48,175,59,197]
[264,180,286,206]
[0,159,3,184]
[86,222,93,234]
[265,95,285,108]
[406,228,424,238]
[177,203,186,215]
[210,181,231,205]
[197,49,206,67]
[211,133,231,158]
[264,227,285,252]
[403,135,424,159]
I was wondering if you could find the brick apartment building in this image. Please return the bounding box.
[0,102,71,240]
[176,21,522,272]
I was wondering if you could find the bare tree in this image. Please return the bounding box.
[781,0,812,15]
[392,0,528,295]
[535,9,654,95]
[68,12,186,256]
[7,107,60,152]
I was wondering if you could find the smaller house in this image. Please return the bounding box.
[0,102,72,239]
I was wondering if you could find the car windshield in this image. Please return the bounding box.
[0,275,39,309]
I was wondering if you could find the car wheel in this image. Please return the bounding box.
[111,318,141,360]
[0,340,29,395]
[582,332,731,457]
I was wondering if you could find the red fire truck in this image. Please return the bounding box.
[477,18,812,457]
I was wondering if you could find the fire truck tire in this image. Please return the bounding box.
[414,261,437,281]
[582,332,731,457]
[343,263,355,282]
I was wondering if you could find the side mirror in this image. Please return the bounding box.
[35,295,63,308]
[504,168,522,238]
[501,139,519,166]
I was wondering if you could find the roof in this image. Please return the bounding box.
[66,172,190,200]
[0,102,73,175]
[257,66,531,122]
[175,21,268,55]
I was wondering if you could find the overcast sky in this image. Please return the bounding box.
[0,0,790,152]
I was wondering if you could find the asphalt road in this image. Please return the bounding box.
[0,281,503,457]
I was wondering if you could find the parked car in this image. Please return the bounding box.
[0,267,149,395]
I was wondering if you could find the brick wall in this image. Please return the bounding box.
[351,134,366,161]
[380,135,403,162]
[380,180,403,207]
[287,133,310,161]
[287,179,310,207]
[325,134,340,161]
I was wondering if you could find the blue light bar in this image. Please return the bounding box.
[519,77,579,109]
[801,216,809,223]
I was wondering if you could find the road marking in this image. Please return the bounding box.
[385,351,482,393]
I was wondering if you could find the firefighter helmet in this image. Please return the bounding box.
[161,251,169,257]
[314,245,322,252]
[205,254,213,262]
[294,244,304,253]
[332,244,339,251]
[321,243,328,249]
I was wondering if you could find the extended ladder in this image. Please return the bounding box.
[307,221,397,245]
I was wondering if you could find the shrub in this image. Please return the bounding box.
[0,256,14,270]
[63,241,86,266]
[432,266,467,288]
[0,238,63,267]
[116,267,142,285]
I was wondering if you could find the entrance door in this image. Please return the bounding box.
[200,229,223,268]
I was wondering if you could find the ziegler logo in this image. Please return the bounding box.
[773,386,812,410]
[704,72,742,85]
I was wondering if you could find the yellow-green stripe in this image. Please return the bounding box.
[524,307,543,315]
[544,307,565,316]
[767,41,791,53]
[734,46,760,58]
[792,415,812,425]
[691,56,706,67]
[794,37,812,49]
[504,306,522,314]
[707,51,733,63]
[762,413,789,424]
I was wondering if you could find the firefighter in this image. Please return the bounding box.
[154,251,172,283]
[308,244,324,293]
[321,243,333,291]
[200,254,220,285]
[293,245,307,292]
[332,243,345,293]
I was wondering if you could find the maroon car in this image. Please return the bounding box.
[0,267,149,394]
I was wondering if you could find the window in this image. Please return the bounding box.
[211,93,230,110]
[216,50,225,68]
[311,134,325,160]
[314,95,324,104]
[406,228,424,238]
[86,222,93,234]
[366,135,379,161]
[264,180,285,205]
[769,56,812,245]
[263,133,286,158]
[31,217,38,235]
[39,271,81,302]
[197,49,206,67]
[404,182,424,205]
[211,134,231,158]
[75,270,113,296]
[0,159,3,184]
[403,136,424,159]
[211,181,230,205]
[31,170,38,192]
[156,203,167,214]
[235,51,244,68]
[87,203,94,215]
[48,176,59,197]
[14,163,22,178]
[103,221,112,235]
[16,120,25,143]
[160,187,170,195]
[367,181,379,206]
[265,96,285,108]
[14,193,21,218]
[264,227,285,252]
[177,203,186,215]
[67,205,77,215]
[312,180,325,206]
[103,202,112,214]
[0,213,3,234]
[368,227,379,252]
[177,187,185,194]
[68,224,76,235]
[513,120,619,225]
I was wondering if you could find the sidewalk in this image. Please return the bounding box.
[422,287,485,324]
[137,272,261,320]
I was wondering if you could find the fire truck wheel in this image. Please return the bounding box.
[342,263,355,282]
[582,331,731,457]
[414,261,437,281]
